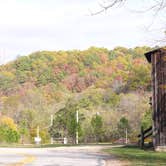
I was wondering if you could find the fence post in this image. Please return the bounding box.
[140,126,144,149]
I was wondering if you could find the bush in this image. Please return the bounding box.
[0,126,20,143]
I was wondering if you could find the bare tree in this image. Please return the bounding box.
[91,0,166,15]
[90,0,126,15]
[90,0,166,43]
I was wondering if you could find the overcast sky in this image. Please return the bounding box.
[0,0,165,64]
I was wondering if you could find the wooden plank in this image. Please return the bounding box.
[137,126,152,137]
[144,131,153,139]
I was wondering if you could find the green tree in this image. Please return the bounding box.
[66,110,82,143]
[49,105,84,144]
[1,127,20,143]
[117,117,130,138]
[49,111,67,138]
[18,120,28,144]
[0,116,20,143]
[91,114,104,142]
[0,72,16,90]
[127,64,151,91]
[141,108,152,129]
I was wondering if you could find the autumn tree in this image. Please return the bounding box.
[0,46,153,144]
[0,116,20,143]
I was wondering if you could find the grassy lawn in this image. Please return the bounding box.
[104,145,166,166]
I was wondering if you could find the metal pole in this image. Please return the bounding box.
[76,110,79,144]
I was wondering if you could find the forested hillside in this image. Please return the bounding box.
[0,46,153,143]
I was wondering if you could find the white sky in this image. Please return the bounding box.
[0,0,165,64]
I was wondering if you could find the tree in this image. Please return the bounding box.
[0,126,20,143]
[0,116,20,143]
[66,110,82,143]
[91,114,104,142]
[141,108,152,129]
[93,1,166,41]
[92,0,166,15]
[49,110,68,139]
[0,46,155,144]
[49,104,84,144]
[117,117,130,138]
[18,120,28,144]
[0,116,17,130]
[0,72,16,90]
[127,63,151,91]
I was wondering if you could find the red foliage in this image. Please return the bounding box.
[18,82,35,96]
[116,63,124,70]
[54,64,78,75]
[62,73,96,92]
[103,66,113,76]
[100,54,108,64]
[115,76,123,81]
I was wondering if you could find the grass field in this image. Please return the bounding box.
[104,145,166,166]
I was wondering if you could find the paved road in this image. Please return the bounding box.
[0,146,122,166]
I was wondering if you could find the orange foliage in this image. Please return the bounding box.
[0,116,17,131]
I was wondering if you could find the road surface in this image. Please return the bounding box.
[0,146,123,166]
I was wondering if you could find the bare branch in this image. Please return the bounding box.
[90,0,166,15]
[91,0,126,15]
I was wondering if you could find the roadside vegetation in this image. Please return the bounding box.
[105,145,166,165]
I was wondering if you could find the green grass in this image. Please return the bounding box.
[104,145,166,166]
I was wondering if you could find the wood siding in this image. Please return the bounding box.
[151,49,166,147]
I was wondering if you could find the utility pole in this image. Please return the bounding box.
[76,110,79,144]
[50,114,54,144]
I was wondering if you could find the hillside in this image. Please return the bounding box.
[0,46,152,143]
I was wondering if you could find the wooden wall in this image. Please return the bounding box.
[151,49,166,148]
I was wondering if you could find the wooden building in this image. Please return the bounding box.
[145,48,166,151]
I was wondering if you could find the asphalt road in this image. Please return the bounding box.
[0,146,122,166]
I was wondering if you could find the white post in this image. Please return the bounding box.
[125,128,128,144]
[50,114,53,144]
[35,126,41,145]
[76,110,79,144]
[50,114,53,126]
